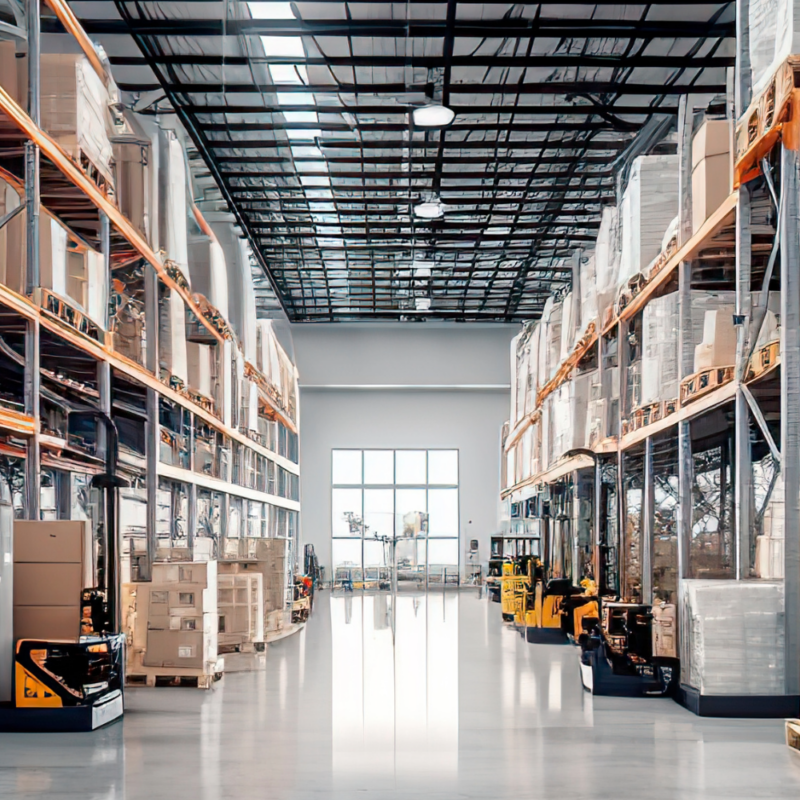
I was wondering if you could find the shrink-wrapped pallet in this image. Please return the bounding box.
[560,292,574,361]
[680,579,785,695]
[757,474,785,579]
[188,213,230,320]
[34,55,115,189]
[162,132,191,277]
[694,306,737,372]
[546,301,563,382]
[595,207,622,322]
[509,330,521,424]
[619,156,680,286]
[750,0,800,95]
[159,288,189,384]
[580,253,598,327]
[526,323,541,416]
[187,342,213,399]
[641,292,680,405]
[640,291,736,406]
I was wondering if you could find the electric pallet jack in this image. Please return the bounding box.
[0,412,127,732]
[577,601,678,697]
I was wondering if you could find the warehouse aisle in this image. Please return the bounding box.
[0,591,798,799]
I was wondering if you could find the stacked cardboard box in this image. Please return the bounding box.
[217,568,264,653]
[126,561,222,676]
[13,520,92,642]
[692,118,731,233]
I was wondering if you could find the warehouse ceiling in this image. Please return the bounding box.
[65,0,735,322]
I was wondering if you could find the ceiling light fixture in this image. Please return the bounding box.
[414,196,445,219]
[412,104,456,128]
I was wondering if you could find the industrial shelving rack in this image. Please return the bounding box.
[501,15,800,716]
[0,0,300,583]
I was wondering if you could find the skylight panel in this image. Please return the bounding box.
[260,36,305,58]
[277,92,315,106]
[268,64,309,84]
[301,175,331,187]
[248,2,294,18]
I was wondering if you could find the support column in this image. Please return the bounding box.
[187,414,196,553]
[24,0,41,519]
[677,94,695,585]
[617,320,628,597]
[780,144,800,696]
[97,211,111,451]
[593,457,602,587]
[24,320,39,519]
[735,183,753,579]
[642,436,654,603]
[571,470,580,582]
[144,265,159,579]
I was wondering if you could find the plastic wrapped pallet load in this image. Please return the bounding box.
[513,327,531,426]
[680,579,785,696]
[509,330,521,425]
[526,323,541,416]
[160,288,189,385]
[757,474,785,579]
[546,301,563,382]
[694,306,737,372]
[749,0,800,95]
[619,155,680,286]
[580,253,598,328]
[594,206,621,323]
[187,342,213,399]
[640,291,735,406]
[36,54,115,189]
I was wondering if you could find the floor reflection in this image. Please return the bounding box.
[331,591,458,781]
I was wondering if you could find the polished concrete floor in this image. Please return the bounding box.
[1,590,799,799]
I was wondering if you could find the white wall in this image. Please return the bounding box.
[292,324,517,577]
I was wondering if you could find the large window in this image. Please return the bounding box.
[331,449,459,581]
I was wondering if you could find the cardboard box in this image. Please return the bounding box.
[692,119,731,232]
[13,605,81,643]
[693,307,736,372]
[14,520,88,564]
[144,628,204,669]
[13,563,84,607]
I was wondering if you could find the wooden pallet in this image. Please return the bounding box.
[787,719,800,753]
[735,56,800,186]
[748,340,780,380]
[679,366,734,405]
[126,672,221,689]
